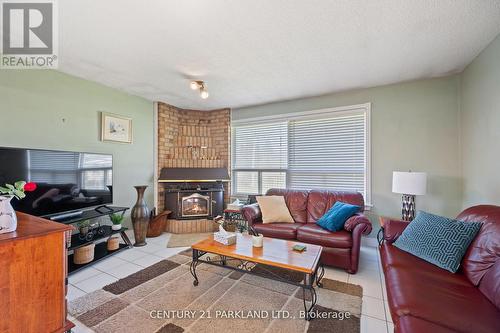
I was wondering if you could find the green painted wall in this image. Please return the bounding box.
[233,76,462,235]
[460,34,500,208]
[0,70,154,227]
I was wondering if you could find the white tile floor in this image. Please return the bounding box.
[68,232,392,333]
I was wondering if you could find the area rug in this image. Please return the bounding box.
[69,250,363,333]
[166,233,213,248]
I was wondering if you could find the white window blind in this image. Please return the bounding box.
[232,122,287,194]
[289,113,366,195]
[232,104,370,204]
[233,122,287,169]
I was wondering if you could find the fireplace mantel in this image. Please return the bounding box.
[159,167,230,183]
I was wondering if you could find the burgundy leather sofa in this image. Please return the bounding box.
[380,205,500,333]
[241,188,372,274]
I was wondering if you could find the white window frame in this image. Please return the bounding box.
[231,103,372,208]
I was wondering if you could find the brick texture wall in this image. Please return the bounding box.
[157,102,231,212]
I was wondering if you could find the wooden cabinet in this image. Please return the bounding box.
[0,212,74,333]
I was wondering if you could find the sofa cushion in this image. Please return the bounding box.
[316,201,360,232]
[256,196,294,224]
[393,211,481,273]
[253,223,301,240]
[266,188,309,223]
[380,243,472,287]
[297,224,352,248]
[456,205,500,286]
[306,190,364,223]
[381,244,500,333]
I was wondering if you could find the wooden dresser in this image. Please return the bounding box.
[0,212,74,333]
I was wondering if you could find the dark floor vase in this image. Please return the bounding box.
[131,185,150,247]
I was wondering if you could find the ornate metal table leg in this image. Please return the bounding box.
[316,263,325,288]
[302,273,318,321]
[190,249,199,286]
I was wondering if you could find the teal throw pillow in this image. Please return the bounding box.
[316,201,361,232]
[394,211,481,273]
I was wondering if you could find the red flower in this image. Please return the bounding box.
[24,182,37,192]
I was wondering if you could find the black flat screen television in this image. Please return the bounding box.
[0,147,113,217]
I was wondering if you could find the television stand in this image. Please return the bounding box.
[49,210,83,221]
[48,206,133,275]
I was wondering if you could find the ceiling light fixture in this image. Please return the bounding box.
[200,88,209,99]
[190,80,209,99]
[190,81,201,90]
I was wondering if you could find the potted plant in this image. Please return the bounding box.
[109,213,124,231]
[0,181,36,234]
[77,220,91,237]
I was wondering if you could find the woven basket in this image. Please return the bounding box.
[74,243,95,264]
[107,237,120,251]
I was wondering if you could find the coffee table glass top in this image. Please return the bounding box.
[191,234,322,274]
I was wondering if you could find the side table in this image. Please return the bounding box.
[223,208,248,232]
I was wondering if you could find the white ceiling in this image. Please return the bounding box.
[59,1,500,110]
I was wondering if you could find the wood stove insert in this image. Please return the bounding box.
[159,168,229,220]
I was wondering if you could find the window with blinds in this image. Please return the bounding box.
[232,105,370,204]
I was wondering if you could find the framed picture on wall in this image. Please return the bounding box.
[101,112,132,143]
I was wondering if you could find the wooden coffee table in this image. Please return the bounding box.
[190,234,324,320]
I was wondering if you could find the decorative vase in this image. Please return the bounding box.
[0,196,17,234]
[252,234,264,248]
[131,185,150,247]
[111,224,122,231]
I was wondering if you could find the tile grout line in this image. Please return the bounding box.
[68,283,87,295]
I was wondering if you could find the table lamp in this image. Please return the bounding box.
[392,171,427,221]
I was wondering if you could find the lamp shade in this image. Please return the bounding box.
[392,171,427,195]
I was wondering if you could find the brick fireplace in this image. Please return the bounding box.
[156,102,231,232]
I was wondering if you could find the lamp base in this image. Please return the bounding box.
[401,194,416,221]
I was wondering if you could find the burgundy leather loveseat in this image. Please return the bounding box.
[241,188,372,274]
[380,205,500,333]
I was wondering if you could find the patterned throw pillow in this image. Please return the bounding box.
[394,211,481,273]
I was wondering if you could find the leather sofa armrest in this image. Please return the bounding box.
[344,213,372,235]
[382,217,411,243]
[241,203,262,227]
[344,213,372,274]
